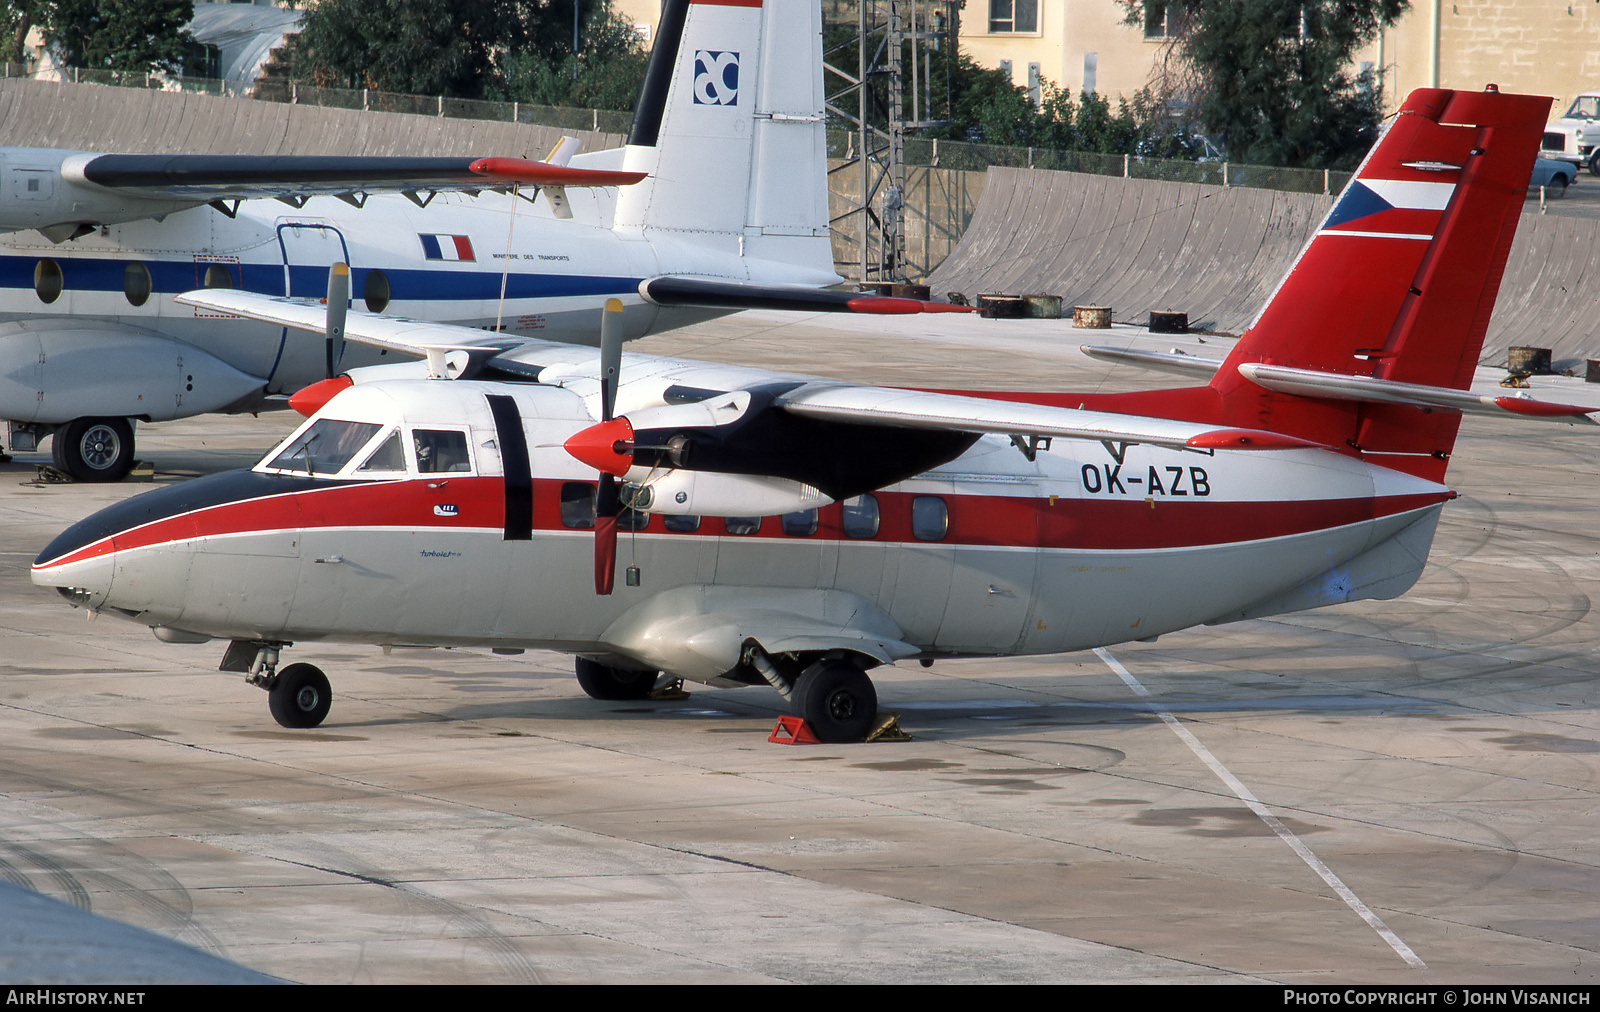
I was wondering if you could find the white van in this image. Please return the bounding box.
[1541,93,1600,174]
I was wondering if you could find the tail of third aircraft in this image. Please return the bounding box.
[612,0,836,285]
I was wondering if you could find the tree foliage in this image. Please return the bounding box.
[490,5,647,110]
[824,24,1199,159]
[1124,0,1408,169]
[291,0,647,107]
[0,0,194,73]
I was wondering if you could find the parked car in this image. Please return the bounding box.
[1540,93,1600,175]
[1530,157,1577,198]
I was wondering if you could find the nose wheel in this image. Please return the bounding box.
[266,662,332,728]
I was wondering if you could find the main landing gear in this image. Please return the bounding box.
[225,641,332,729]
[574,657,660,700]
[576,651,879,742]
[792,658,878,744]
[52,417,135,482]
[741,644,882,744]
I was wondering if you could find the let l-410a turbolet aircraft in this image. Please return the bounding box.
[0,0,951,481]
[34,86,1593,743]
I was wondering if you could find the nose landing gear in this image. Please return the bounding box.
[266,663,332,729]
[223,640,332,729]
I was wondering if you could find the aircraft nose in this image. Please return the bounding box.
[30,545,115,611]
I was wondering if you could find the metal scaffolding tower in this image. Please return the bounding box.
[824,1,954,285]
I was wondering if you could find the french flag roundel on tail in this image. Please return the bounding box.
[1207,86,1553,481]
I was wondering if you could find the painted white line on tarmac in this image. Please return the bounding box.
[1094,647,1426,970]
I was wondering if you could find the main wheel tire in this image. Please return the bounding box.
[52,417,135,482]
[574,657,658,700]
[268,663,332,728]
[793,660,877,743]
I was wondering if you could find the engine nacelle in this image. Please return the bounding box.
[0,320,266,424]
[623,470,831,517]
[0,150,198,238]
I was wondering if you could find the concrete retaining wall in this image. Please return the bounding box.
[0,78,622,159]
[929,166,1600,369]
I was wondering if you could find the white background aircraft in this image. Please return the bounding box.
[0,1,949,481]
[33,85,1582,743]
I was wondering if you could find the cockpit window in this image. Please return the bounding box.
[413,429,471,473]
[268,419,382,475]
[356,430,406,473]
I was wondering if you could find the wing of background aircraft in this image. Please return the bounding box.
[1,145,644,238]
[638,276,972,316]
[65,153,646,199]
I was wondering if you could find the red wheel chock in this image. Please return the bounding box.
[768,715,820,744]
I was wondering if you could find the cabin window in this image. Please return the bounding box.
[364,268,390,313]
[203,263,234,289]
[912,496,949,541]
[782,509,818,536]
[663,514,700,533]
[617,508,649,532]
[123,261,151,307]
[561,482,596,528]
[841,494,879,539]
[356,430,406,473]
[33,258,61,304]
[268,419,382,475]
[724,516,761,536]
[412,429,471,472]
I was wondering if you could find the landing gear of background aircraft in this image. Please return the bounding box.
[574,657,660,700]
[267,663,332,728]
[793,659,878,744]
[52,417,135,482]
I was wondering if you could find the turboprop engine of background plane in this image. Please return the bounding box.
[0,149,200,240]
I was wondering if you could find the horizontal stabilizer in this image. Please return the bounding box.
[640,277,972,316]
[1080,345,1224,379]
[67,152,644,201]
[1238,363,1598,424]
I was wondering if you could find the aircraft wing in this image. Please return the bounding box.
[772,384,1319,452]
[640,276,973,316]
[175,288,1322,454]
[64,152,645,201]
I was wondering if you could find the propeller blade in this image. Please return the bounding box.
[594,474,620,595]
[599,297,624,421]
[324,262,349,378]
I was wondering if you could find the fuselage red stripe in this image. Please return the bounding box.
[35,476,1450,570]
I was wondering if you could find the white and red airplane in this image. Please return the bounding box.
[0,0,955,481]
[32,85,1590,742]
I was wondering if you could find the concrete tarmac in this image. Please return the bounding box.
[1,312,1597,984]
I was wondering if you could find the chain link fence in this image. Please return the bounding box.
[828,130,1351,196]
[9,63,1355,278]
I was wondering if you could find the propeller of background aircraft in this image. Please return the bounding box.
[325,262,349,379]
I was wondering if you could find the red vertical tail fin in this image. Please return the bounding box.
[1211,87,1551,480]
